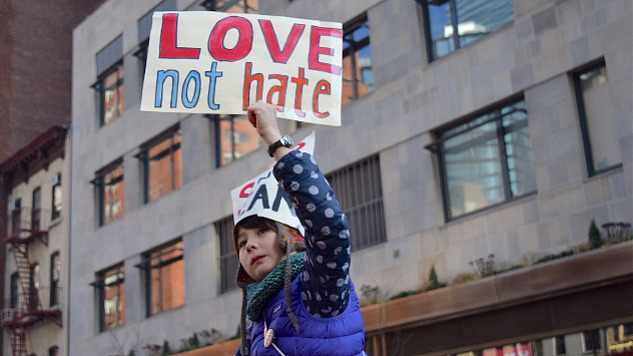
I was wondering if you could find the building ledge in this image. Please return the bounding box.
[362,241,633,333]
[162,242,633,356]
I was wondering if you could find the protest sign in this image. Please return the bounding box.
[230,131,315,231]
[141,11,342,126]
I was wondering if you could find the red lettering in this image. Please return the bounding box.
[294,142,306,151]
[312,80,331,118]
[208,16,253,61]
[258,20,305,64]
[159,14,201,59]
[291,67,308,118]
[267,74,289,108]
[239,182,255,198]
[243,62,264,110]
[309,26,342,74]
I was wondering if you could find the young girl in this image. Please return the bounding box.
[232,102,365,355]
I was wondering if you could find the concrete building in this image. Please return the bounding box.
[69,0,632,355]
[0,127,70,356]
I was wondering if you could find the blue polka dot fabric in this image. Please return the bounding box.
[273,150,351,318]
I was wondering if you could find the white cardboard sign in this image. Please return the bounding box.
[141,11,343,126]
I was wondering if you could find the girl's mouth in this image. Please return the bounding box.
[251,256,264,265]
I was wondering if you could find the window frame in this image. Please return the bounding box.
[572,59,622,177]
[50,251,61,307]
[216,216,238,293]
[342,14,373,104]
[92,263,125,332]
[92,159,125,226]
[419,0,514,62]
[208,113,261,167]
[137,126,183,203]
[93,62,125,127]
[427,96,535,222]
[325,154,386,251]
[51,172,62,221]
[138,239,185,317]
[32,186,41,230]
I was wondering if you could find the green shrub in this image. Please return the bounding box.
[388,290,419,300]
[588,219,603,249]
[425,265,447,291]
[190,333,200,348]
[162,340,171,356]
[535,249,573,264]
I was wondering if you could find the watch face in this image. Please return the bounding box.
[281,136,293,146]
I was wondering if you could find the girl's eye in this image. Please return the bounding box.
[238,240,246,248]
[258,228,269,235]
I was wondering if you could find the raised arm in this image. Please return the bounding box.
[247,102,352,317]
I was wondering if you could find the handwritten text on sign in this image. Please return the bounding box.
[141,12,343,126]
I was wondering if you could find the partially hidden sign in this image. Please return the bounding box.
[141,11,343,126]
[230,131,315,230]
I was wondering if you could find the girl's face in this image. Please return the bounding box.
[236,225,285,282]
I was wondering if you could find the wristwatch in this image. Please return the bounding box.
[267,135,294,157]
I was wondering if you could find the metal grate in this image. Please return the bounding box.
[326,154,386,251]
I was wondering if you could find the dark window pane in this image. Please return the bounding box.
[436,99,533,220]
[425,0,514,60]
[575,63,621,174]
[342,17,372,105]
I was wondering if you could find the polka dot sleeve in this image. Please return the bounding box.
[273,150,352,318]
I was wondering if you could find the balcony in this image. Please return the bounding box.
[0,286,63,329]
[6,207,50,245]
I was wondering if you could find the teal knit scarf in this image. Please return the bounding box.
[245,252,304,321]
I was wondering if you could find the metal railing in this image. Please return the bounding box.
[7,207,51,236]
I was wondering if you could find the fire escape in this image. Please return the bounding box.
[1,206,62,356]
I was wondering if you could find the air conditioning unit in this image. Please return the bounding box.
[1,308,15,324]
[52,173,61,185]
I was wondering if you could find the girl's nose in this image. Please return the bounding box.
[245,239,256,252]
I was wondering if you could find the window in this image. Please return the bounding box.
[428,98,535,221]
[92,264,125,331]
[10,198,21,233]
[10,272,19,309]
[554,335,566,355]
[201,0,258,13]
[32,187,41,230]
[93,160,125,226]
[573,61,622,176]
[51,173,62,220]
[420,0,514,61]
[49,346,59,356]
[140,239,184,316]
[326,155,386,251]
[95,66,125,126]
[342,15,373,105]
[29,263,40,310]
[94,36,124,127]
[583,329,602,352]
[216,216,238,293]
[50,252,61,307]
[139,128,182,203]
[210,114,261,167]
[136,0,178,76]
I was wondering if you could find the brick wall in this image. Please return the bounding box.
[0,0,105,163]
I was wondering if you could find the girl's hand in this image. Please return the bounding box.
[247,101,282,146]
